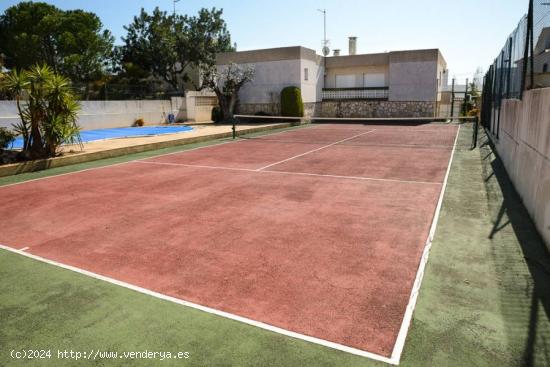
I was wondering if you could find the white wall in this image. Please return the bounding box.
[388,61,438,101]
[0,100,177,131]
[219,58,323,105]
[325,65,389,89]
[0,102,20,130]
[300,58,324,103]
[492,87,550,248]
[182,91,217,122]
[222,60,301,104]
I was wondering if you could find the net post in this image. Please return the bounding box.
[232,117,237,139]
[471,116,479,150]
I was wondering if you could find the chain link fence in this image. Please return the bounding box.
[481,0,550,137]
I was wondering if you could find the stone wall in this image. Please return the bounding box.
[236,101,434,118]
[236,102,321,118]
[237,101,435,118]
[318,101,435,118]
[303,102,321,117]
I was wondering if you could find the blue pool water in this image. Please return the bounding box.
[10,125,194,149]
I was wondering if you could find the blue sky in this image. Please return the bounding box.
[0,0,528,80]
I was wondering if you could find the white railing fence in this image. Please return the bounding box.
[322,88,389,100]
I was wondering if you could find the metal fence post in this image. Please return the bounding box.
[506,38,513,98]
[450,78,455,119]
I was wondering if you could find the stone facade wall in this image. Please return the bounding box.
[318,101,435,118]
[303,102,321,117]
[236,101,434,118]
[236,102,320,118]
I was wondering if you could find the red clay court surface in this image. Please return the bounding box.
[0,123,459,362]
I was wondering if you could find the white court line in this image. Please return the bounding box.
[19,247,29,251]
[134,160,255,173]
[341,143,453,149]
[136,125,310,163]
[388,124,461,364]
[263,170,441,186]
[255,129,376,171]
[256,140,454,150]
[0,140,232,189]
[0,125,312,190]
[133,160,442,186]
[0,243,395,365]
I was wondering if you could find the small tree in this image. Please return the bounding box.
[202,63,254,121]
[461,82,481,116]
[121,7,233,93]
[0,2,114,85]
[1,65,81,158]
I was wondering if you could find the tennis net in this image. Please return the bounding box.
[233,115,479,150]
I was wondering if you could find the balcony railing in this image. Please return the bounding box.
[322,87,389,101]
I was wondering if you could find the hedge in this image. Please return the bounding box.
[280,86,304,117]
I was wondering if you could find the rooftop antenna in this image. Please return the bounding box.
[317,9,328,86]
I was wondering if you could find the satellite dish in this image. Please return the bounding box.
[322,46,330,56]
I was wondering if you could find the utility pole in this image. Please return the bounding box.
[317,9,328,86]
[173,0,181,95]
[173,0,180,30]
[450,78,455,119]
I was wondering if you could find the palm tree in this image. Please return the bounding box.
[1,65,81,158]
[2,70,31,151]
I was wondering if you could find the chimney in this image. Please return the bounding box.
[348,37,357,55]
[333,49,341,56]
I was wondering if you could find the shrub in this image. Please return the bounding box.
[134,118,145,127]
[211,106,222,123]
[0,127,16,150]
[280,86,304,117]
[467,108,479,117]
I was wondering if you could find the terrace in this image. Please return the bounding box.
[321,87,389,100]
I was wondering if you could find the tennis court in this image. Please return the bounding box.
[0,120,460,364]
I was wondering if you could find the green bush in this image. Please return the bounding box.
[0,127,16,150]
[280,86,304,117]
[211,106,222,123]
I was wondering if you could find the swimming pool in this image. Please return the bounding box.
[10,125,194,149]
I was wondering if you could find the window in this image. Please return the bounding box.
[304,68,309,81]
[363,73,386,87]
[336,74,359,88]
[543,63,549,73]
